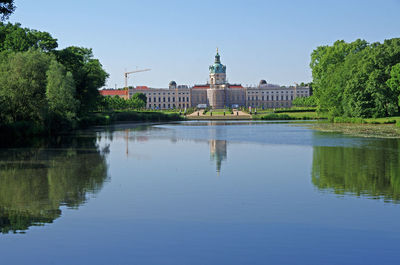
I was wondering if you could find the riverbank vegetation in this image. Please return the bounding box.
[0,18,109,137]
[310,38,400,119]
[0,5,174,139]
[80,111,183,127]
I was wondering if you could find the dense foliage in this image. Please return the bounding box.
[0,0,14,21]
[310,38,400,118]
[292,94,317,107]
[0,22,108,135]
[99,93,147,111]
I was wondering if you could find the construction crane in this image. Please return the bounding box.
[124,68,151,88]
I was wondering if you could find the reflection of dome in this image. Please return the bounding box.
[260,80,267,85]
[210,140,227,174]
[169,81,176,86]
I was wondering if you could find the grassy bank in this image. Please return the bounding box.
[332,116,400,124]
[311,122,400,138]
[79,110,184,127]
[253,110,326,120]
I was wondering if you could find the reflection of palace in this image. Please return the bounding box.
[101,50,311,109]
[209,139,227,174]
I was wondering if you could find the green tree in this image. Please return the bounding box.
[387,63,400,105]
[310,38,400,118]
[0,50,51,126]
[292,95,317,107]
[0,23,58,52]
[130,93,147,109]
[0,0,15,21]
[46,60,79,129]
[55,46,108,113]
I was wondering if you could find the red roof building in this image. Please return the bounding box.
[99,89,128,99]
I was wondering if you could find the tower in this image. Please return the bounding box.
[207,49,227,109]
[209,48,227,86]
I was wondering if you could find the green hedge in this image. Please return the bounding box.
[79,111,183,127]
[260,114,294,120]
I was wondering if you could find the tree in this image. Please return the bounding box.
[0,0,15,21]
[55,46,108,113]
[310,38,400,118]
[0,50,51,125]
[0,23,58,52]
[46,60,79,129]
[387,63,400,105]
[292,95,317,107]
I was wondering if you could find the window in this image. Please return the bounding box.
[187,97,189,102]
[163,97,165,102]
[179,97,181,102]
[173,97,175,102]
[149,98,151,102]
[158,97,161,102]
[182,97,185,102]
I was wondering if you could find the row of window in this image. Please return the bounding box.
[247,91,308,94]
[148,103,189,109]
[145,92,189,96]
[248,95,293,101]
[248,102,291,108]
[148,97,190,103]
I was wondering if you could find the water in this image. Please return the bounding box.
[1,121,400,265]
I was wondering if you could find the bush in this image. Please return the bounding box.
[260,113,294,120]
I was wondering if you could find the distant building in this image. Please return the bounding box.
[117,50,310,109]
[99,89,128,99]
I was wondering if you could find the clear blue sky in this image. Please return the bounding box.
[9,0,400,88]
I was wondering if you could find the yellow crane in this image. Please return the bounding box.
[124,68,151,88]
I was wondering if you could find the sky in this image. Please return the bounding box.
[8,0,400,88]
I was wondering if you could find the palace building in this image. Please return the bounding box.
[102,50,310,109]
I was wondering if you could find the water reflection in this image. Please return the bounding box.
[209,140,227,174]
[0,135,109,234]
[312,138,400,203]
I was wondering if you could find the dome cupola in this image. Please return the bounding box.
[209,48,226,74]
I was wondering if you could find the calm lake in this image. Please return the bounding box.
[1,121,400,265]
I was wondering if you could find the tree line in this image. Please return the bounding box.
[0,21,110,134]
[99,93,147,112]
[310,38,400,118]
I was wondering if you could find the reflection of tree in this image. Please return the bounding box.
[312,139,400,203]
[0,135,108,234]
[209,140,227,174]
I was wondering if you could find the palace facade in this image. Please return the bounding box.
[104,51,311,109]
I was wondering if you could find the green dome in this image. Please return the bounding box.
[209,52,226,74]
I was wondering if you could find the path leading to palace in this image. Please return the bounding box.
[187,109,252,120]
